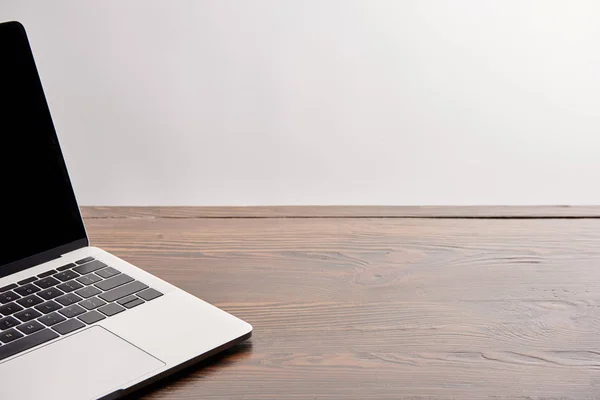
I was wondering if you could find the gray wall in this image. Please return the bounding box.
[3,1,600,205]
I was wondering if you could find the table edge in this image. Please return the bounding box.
[81,206,600,219]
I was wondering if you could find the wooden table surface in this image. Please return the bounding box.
[81,206,600,400]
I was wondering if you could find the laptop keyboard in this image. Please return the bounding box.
[0,257,163,361]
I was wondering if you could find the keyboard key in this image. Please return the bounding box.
[0,328,23,343]
[75,257,95,265]
[96,267,121,279]
[16,294,44,308]
[117,295,138,305]
[17,320,44,335]
[56,293,82,307]
[123,298,144,309]
[76,274,102,286]
[99,281,148,303]
[0,302,23,316]
[34,301,62,314]
[98,303,125,316]
[15,283,41,297]
[37,312,66,326]
[0,291,20,304]
[0,284,18,293]
[57,263,76,271]
[14,309,42,322]
[34,277,60,289]
[53,319,85,335]
[137,288,163,301]
[79,297,106,310]
[75,286,101,299]
[73,260,106,275]
[53,270,79,282]
[57,280,83,293]
[38,287,64,300]
[38,269,58,278]
[17,277,37,285]
[0,316,19,331]
[0,329,58,361]
[95,274,133,291]
[59,304,85,318]
[78,311,106,325]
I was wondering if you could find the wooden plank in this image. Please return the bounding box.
[84,213,600,399]
[82,205,600,219]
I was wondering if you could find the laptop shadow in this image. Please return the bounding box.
[122,340,254,399]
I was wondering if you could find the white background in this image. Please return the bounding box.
[3,1,600,206]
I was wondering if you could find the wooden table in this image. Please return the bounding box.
[81,206,600,400]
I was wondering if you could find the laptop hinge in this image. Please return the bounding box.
[0,238,89,280]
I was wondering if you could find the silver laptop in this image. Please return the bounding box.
[0,21,252,400]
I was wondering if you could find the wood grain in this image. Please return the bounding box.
[83,208,600,400]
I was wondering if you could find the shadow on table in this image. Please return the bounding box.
[122,340,254,399]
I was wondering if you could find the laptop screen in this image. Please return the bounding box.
[0,22,87,272]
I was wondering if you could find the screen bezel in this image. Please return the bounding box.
[0,21,88,278]
[0,238,89,279]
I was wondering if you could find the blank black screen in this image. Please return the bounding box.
[0,22,86,268]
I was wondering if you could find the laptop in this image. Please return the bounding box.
[0,21,252,399]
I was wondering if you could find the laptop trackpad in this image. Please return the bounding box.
[0,326,165,400]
